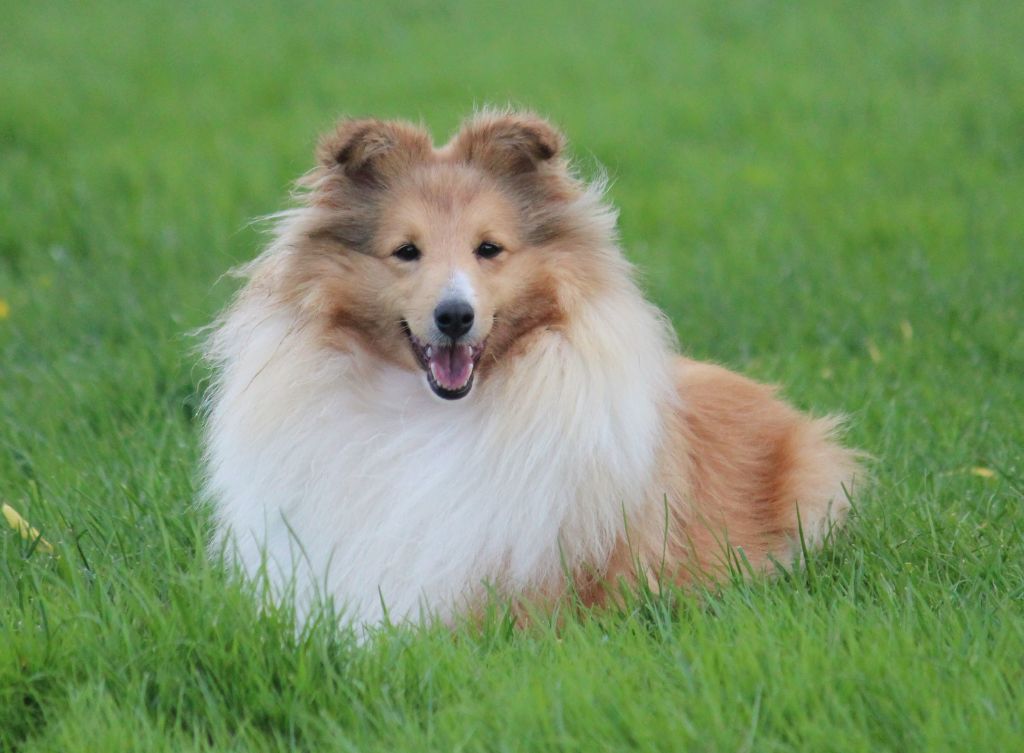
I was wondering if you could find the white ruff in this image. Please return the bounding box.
[203,218,676,627]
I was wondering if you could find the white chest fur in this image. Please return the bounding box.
[203,285,674,626]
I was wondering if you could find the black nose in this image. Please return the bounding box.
[434,299,475,339]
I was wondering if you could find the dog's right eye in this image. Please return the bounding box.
[392,243,421,262]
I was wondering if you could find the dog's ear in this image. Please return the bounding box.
[316,118,432,185]
[449,110,565,176]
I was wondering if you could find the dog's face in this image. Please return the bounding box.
[286,112,585,400]
[374,174,530,399]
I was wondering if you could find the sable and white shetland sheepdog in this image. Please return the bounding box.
[202,109,859,628]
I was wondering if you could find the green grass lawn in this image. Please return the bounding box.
[2,1,1022,750]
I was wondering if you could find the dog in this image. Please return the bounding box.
[202,109,860,628]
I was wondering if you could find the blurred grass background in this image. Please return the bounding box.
[1,1,1022,750]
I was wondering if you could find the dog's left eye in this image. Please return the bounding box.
[392,243,421,262]
[475,241,503,259]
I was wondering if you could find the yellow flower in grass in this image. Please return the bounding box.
[2,503,54,554]
[899,319,913,342]
[0,298,9,320]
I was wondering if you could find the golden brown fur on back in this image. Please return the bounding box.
[595,360,859,599]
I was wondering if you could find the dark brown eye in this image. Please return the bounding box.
[475,241,503,259]
[392,243,421,262]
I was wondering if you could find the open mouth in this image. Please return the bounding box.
[401,322,485,400]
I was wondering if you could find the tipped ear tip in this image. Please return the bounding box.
[454,109,567,167]
[315,118,432,177]
[496,110,566,153]
[316,118,379,166]
[530,121,565,160]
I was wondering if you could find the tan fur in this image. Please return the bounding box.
[534,359,858,613]
[222,109,860,619]
[621,360,857,590]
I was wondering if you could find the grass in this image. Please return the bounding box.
[2,0,1022,749]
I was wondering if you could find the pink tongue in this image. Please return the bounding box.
[429,344,474,390]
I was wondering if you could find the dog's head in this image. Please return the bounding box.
[282,110,607,400]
